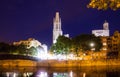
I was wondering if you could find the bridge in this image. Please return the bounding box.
[0,54,39,61]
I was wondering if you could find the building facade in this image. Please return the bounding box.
[53,12,63,44]
[92,21,110,37]
[107,31,120,52]
[92,21,110,52]
[13,38,48,54]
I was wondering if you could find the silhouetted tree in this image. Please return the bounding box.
[15,44,28,55]
[72,34,102,56]
[0,42,10,53]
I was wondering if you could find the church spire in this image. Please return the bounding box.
[53,12,61,31]
[53,12,63,44]
[55,12,60,22]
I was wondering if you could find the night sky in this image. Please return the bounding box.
[0,0,120,47]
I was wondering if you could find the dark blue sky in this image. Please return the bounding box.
[0,0,120,47]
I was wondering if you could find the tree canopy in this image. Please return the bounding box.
[51,34,103,56]
[88,0,120,10]
[51,35,71,55]
[0,42,39,56]
[72,34,102,52]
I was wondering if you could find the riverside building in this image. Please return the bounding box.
[13,38,48,56]
[92,21,110,37]
[92,21,110,52]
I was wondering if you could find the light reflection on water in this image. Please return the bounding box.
[0,66,120,77]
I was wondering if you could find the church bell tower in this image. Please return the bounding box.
[103,20,109,30]
[53,12,63,44]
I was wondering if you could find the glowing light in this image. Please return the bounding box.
[23,72,33,77]
[103,42,107,46]
[53,73,69,77]
[83,73,86,77]
[6,72,9,77]
[36,47,47,60]
[6,72,18,77]
[70,71,73,77]
[90,43,94,47]
[36,72,48,77]
[57,54,66,60]
[68,54,74,60]
[13,73,16,77]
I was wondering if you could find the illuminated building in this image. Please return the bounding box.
[53,12,69,44]
[101,37,108,51]
[13,38,41,48]
[13,38,48,54]
[107,31,120,52]
[92,21,110,52]
[53,12,63,44]
[92,21,110,37]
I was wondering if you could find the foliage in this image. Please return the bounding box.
[0,42,38,56]
[0,42,11,53]
[51,34,102,56]
[72,34,102,52]
[87,0,120,10]
[51,35,71,55]
[28,46,37,56]
[15,44,28,55]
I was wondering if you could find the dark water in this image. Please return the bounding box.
[0,66,120,77]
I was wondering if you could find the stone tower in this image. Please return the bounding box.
[53,12,63,44]
[103,20,110,36]
[103,20,109,30]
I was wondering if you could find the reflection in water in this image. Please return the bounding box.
[0,66,120,77]
[3,72,33,77]
[23,72,33,77]
[36,71,48,77]
[53,72,69,77]
[6,72,18,77]
[70,71,73,77]
[83,73,86,77]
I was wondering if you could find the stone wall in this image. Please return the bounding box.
[0,59,120,67]
[0,60,36,67]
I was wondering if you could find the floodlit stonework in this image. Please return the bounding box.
[53,12,69,44]
[13,38,48,54]
[53,12,63,44]
[92,21,110,37]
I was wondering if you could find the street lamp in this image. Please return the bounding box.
[90,43,95,51]
[90,43,94,47]
[90,42,95,60]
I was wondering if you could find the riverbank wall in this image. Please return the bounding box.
[37,59,120,67]
[0,59,120,67]
[0,60,36,67]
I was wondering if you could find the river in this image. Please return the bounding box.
[0,66,120,77]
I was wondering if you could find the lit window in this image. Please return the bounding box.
[103,43,107,46]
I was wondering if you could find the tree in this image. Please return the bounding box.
[87,0,120,10]
[16,44,28,55]
[28,46,37,56]
[9,45,19,54]
[0,42,10,53]
[72,34,102,55]
[51,35,71,55]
